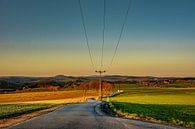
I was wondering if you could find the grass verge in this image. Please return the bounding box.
[109,102,195,128]
[0,103,58,119]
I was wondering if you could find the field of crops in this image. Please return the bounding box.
[0,90,98,104]
[107,84,195,128]
[0,104,57,119]
[0,90,98,121]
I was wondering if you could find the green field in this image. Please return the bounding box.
[106,84,195,128]
[0,103,57,119]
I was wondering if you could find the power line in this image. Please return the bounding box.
[101,0,106,67]
[108,0,132,70]
[78,0,95,70]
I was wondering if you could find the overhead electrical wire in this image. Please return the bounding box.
[78,0,95,70]
[78,0,131,71]
[101,0,106,67]
[107,0,132,70]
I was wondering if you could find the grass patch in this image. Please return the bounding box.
[110,102,195,128]
[162,82,195,88]
[0,103,57,119]
[105,84,195,128]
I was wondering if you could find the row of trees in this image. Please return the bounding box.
[79,81,115,100]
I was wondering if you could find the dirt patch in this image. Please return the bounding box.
[0,106,61,129]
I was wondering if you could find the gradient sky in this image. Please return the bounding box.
[0,0,195,76]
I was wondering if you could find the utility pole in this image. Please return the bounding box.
[118,83,120,92]
[95,70,106,101]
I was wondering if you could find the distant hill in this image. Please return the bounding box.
[0,75,195,93]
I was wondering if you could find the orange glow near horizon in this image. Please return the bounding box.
[1,49,195,77]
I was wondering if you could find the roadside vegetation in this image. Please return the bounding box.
[0,103,58,119]
[105,84,195,128]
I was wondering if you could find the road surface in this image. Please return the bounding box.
[10,99,183,129]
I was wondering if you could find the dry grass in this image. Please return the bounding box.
[0,90,98,104]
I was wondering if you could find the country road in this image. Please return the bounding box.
[9,99,183,129]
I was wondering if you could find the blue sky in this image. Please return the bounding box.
[0,0,195,76]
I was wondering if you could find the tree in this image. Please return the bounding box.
[79,81,115,100]
[89,81,99,91]
[102,81,115,96]
[79,82,89,101]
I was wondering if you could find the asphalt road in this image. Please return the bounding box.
[9,99,183,129]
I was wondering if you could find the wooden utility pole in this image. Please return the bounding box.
[95,70,106,101]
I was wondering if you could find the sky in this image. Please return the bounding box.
[0,0,195,77]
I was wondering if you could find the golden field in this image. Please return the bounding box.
[0,90,98,104]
